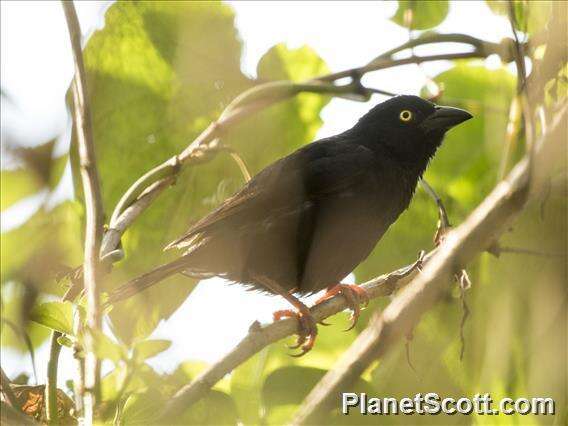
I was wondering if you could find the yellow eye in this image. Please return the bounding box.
[399,110,413,122]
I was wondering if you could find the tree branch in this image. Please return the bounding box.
[290,106,567,425]
[61,1,105,423]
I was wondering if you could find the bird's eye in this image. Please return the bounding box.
[399,110,413,122]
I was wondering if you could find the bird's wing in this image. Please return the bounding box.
[165,140,376,249]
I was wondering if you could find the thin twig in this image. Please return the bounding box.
[290,106,566,425]
[62,2,105,424]
[507,1,536,177]
[366,33,514,65]
[420,179,472,358]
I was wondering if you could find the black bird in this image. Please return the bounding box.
[109,95,472,355]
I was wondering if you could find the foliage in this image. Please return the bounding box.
[391,0,449,30]
[1,1,565,425]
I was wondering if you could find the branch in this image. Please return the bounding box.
[365,32,518,67]
[159,252,429,421]
[61,1,105,423]
[290,106,567,425]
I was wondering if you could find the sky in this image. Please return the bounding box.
[1,1,512,384]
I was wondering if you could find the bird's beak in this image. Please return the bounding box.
[420,105,473,132]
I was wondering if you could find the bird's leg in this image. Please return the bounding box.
[315,284,370,331]
[254,275,318,357]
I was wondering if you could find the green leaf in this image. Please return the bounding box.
[133,339,171,362]
[1,201,83,289]
[1,139,67,211]
[166,361,231,394]
[121,388,165,425]
[30,301,74,335]
[424,62,516,208]
[1,282,49,353]
[179,390,238,426]
[92,329,126,363]
[102,362,163,402]
[78,1,329,343]
[1,168,44,211]
[230,349,268,425]
[262,366,374,424]
[262,366,374,415]
[391,0,449,30]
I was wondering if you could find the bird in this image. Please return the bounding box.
[108,95,472,355]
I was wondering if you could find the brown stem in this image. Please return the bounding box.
[61,1,105,422]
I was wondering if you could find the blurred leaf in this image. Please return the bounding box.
[179,390,238,426]
[102,365,128,402]
[164,360,231,395]
[0,283,49,352]
[102,362,164,404]
[79,1,329,343]
[424,62,516,208]
[1,318,37,380]
[30,301,74,335]
[485,1,552,33]
[257,44,329,82]
[1,201,83,290]
[1,168,43,210]
[1,139,67,211]
[121,388,165,425]
[230,349,268,425]
[262,366,374,419]
[133,339,171,362]
[92,329,126,363]
[391,0,449,30]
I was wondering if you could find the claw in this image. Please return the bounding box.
[273,308,318,356]
[315,284,370,331]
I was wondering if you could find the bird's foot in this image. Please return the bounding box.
[315,284,370,331]
[273,307,318,357]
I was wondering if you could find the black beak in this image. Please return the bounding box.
[420,105,473,132]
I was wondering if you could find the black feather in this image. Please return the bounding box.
[111,95,472,302]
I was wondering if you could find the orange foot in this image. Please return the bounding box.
[273,308,318,357]
[315,284,370,331]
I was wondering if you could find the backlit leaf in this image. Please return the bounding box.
[391,0,449,30]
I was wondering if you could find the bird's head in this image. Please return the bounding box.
[354,95,472,165]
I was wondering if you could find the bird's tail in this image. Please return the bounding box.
[106,255,193,305]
